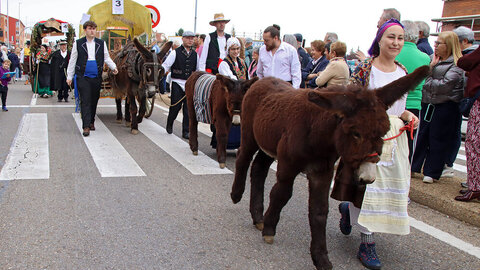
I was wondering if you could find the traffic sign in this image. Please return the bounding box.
[145,5,160,28]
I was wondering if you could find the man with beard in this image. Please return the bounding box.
[256,24,301,88]
[199,13,231,74]
[50,40,70,102]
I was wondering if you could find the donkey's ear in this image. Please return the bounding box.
[158,41,173,62]
[307,90,355,117]
[241,77,259,93]
[216,74,234,92]
[133,38,151,60]
[375,65,430,107]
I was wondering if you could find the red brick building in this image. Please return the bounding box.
[432,0,480,40]
[0,14,25,48]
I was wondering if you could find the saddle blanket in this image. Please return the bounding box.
[194,74,216,124]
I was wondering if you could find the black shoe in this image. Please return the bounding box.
[64,99,68,102]
[58,99,63,102]
[182,132,189,139]
[82,128,90,137]
[166,125,173,134]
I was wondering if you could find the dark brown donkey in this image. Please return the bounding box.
[111,39,172,134]
[230,66,430,270]
[185,71,258,168]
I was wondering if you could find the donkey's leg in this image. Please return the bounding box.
[125,97,131,126]
[307,166,335,270]
[231,132,258,204]
[249,150,274,230]
[215,118,230,168]
[115,97,123,123]
[137,95,146,124]
[262,160,300,244]
[129,93,139,134]
[186,94,199,155]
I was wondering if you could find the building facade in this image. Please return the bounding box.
[432,0,480,40]
[0,14,26,48]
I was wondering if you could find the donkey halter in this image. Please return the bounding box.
[142,50,163,90]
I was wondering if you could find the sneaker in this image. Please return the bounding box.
[2,106,7,111]
[357,242,382,270]
[441,166,454,178]
[338,202,352,235]
[423,176,434,183]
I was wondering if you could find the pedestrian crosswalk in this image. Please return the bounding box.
[0,112,232,181]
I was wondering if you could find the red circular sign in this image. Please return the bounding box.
[145,5,160,28]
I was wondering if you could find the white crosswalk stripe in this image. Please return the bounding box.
[138,118,232,175]
[73,113,146,178]
[0,113,49,180]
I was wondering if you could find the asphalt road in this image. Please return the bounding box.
[0,83,479,269]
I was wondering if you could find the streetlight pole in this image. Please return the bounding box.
[194,0,197,34]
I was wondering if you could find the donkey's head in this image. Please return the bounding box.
[133,38,172,94]
[308,65,430,184]
[215,74,259,125]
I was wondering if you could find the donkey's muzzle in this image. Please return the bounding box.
[355,162,376,184]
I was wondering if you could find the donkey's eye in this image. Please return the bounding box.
[147,69,152,76]
[352,132,361,140]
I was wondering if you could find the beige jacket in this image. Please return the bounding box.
[315,57,350,87]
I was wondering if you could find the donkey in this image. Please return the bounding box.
[185,71,258,168]
[111,38,172,134]
[230,66,430,270]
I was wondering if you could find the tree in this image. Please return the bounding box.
[175,28,184,37]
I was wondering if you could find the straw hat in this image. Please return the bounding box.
[209,13,230,26]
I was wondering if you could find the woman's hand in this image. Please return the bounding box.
[430,54,440,68]
[6,74,10,78]
[400,110,419,129]
[307,74,317,80]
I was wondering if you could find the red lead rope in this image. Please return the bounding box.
[367,119,416,157]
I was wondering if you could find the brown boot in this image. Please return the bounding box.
[83,127,90,137]
[454,190,480,202]
[90,123,95,131]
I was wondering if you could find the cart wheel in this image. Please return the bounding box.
[145,95,155,118]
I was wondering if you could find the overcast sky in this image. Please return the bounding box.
[1,0,444,52]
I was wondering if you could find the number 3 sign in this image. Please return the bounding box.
[112,0,124,15]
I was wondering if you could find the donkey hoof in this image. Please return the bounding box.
[131,129,139,135]
[125,121,131,127]
[263,235,274,244]
[192,151,198,156]
[255,223,264,231]
[219,163,226,169]
[116,119,122,124]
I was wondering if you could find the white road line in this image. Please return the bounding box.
[460,146,465,152]
[456,153,466,161]
[30,94,37,106]
[138,119,232,175]
[72,113,146,178]
[162,111,213,137]
[453,163,467,173]
[0,113,49,180]
[409,217,480,259]
[8,105,116,108]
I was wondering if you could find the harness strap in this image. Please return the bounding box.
[367,119,416,157]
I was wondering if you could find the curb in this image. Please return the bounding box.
[409,174,480,228]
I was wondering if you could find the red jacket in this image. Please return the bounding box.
[458,46,480,98]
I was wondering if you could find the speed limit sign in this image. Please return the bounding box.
[145,5,160,28]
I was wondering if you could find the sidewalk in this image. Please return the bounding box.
[410,173,480,227]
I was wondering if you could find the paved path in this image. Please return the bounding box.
[0,84,478,269]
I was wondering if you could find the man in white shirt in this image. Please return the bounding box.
[257,24,301,89]
[162,31,199,139]
[66,21,118,137]
[198,13,231,74]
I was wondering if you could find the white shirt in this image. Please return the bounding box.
[257,42,302,88]
[218,60,238,80]
[66,38,117,80]
[368,65,407,116]
[60,50,67,58]
[162,47,199,90]
[198,33,227,71]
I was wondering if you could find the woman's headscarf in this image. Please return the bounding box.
[368,19,404,57]
[226,37,241,53]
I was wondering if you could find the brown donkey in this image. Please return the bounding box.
[111,39,171,134]
[185,71,258,168]
[230,66,430,270]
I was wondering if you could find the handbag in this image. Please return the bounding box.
[459,89,480,117]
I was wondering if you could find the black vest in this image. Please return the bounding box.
[206,31,231,74]
[75,37,105,77]
[171,45,197,80]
